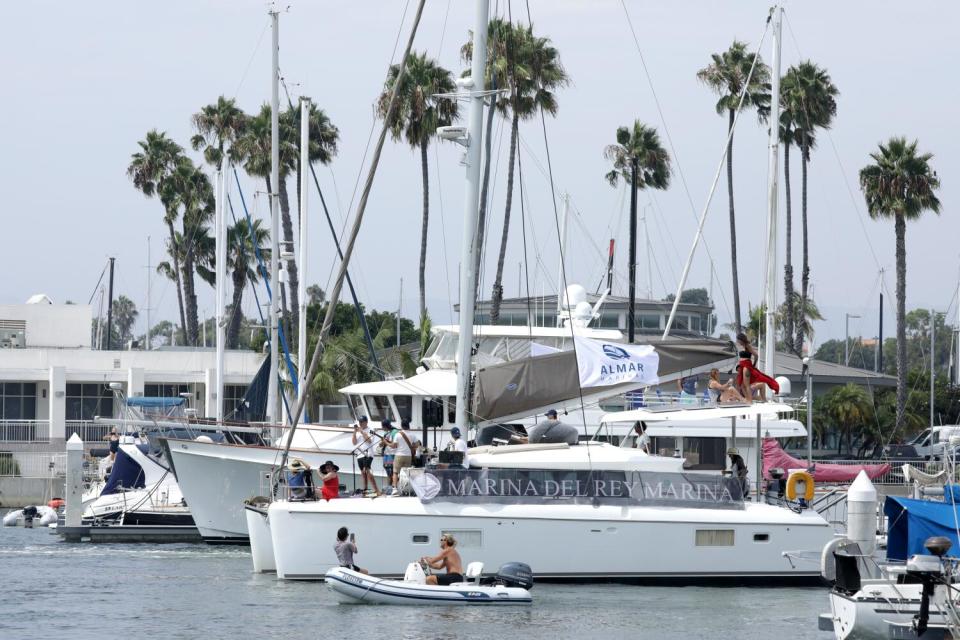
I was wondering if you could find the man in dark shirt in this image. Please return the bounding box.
[727,447,749,498]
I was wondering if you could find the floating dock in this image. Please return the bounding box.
[52,523,202,543]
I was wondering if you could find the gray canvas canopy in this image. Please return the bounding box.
[471,337,736,422]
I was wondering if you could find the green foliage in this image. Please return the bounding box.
[696,40,771,121]
[0,453,21,477]
[603,120,672,189]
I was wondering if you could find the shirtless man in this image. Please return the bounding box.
[420,533,464,585]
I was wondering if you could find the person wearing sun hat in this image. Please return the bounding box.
[287,458,315,500]
[319,460,341,501]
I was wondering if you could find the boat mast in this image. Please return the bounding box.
[146,236,151,350]
[454,0,491,430]
[556,193,569,325]
[215,155,228,422]
[267,7,281,424]
[298,97,309,401]
[762,4,782,377]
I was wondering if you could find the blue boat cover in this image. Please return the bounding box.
[885,495,960,561]
[126,397,185,408]
[101,448,147,495]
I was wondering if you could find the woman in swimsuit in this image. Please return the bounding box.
[735,333,779,403]
[708,368,745,404]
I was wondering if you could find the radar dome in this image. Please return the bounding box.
[561,284,587,309]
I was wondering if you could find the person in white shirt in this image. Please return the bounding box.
[352,417,380,496]
[633,421,651,453]
[387,419,420,486]
[447,427,469,468]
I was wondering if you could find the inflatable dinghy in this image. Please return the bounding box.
[325,561,532,605]
[3,505,58,527]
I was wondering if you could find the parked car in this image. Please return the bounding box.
[882,444,925,461]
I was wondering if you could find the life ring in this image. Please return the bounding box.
[785,471,815,501]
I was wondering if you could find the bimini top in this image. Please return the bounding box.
[601,403,794,425]
[126,397,186,408]
[340,369,455,397]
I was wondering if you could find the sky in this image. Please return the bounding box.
[1,0,957,349]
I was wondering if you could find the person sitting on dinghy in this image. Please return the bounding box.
[420,533,464,586]
[335,527,368,574]
[319,460,340,501]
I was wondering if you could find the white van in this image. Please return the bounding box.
[908,425,960,459]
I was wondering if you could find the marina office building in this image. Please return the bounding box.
[0,300,263,463]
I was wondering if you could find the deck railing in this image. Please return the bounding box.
[0,451,66,477]
[0,420,51,443]
[64,421,112,444]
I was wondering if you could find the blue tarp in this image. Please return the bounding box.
[126,397,185,408]
[885,495,960,561]
[101,447,147,495]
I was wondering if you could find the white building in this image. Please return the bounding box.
[0,301,264,449]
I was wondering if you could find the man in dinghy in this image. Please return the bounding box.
[335,527,368,574]
[420,533,464,586]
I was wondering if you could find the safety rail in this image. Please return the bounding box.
[65,421,112,444]
[0,451,66,477]
[0,420,51,443]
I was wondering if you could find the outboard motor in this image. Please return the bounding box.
[495,562,534,590]
[909,536,952,636]
[22,505,38,528]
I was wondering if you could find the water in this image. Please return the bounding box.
[0,524,832,639]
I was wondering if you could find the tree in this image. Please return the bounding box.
[464,21,569,324]
[377,51,458,326]
[112,296,139,347]
[604,120,671,341]
[190,96,247,170]
[127,130,187,338]
[696,41,771,332]
[821,383,874,456]
[860,137,941,436]
[226,218,270,349]
[780,62,838,354]
[778,291,823,349]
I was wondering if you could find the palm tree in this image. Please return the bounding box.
[190,96,247,170]
[160,157,215,345]
[604,121,671,341]
[778,77,799,351]
[821,383,873,456]
[778,291,823,348]
[127,131,188,337]
[696,41,771,332]
[472,22,568,324]
[377,51,458,325]
[226,218,270,348]
[781,62,838,354]
[860,137,941,436]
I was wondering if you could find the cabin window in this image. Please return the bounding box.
[366,395,391,422]
[651,436,677,457]
[411,534,430,544]
[442,529,482,549]
[682,437,726,470]
[695,529,734,546]
[639,314,661,330]
[753,533,770,543]
[393,396,412,422]
[422,397,444,428]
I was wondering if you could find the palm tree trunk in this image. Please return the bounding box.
[471,96,499,302]
[490,112,520,325]
[783,140,795,353]
[418,140,430,325]
[166,220,188,340]
[228,266,245,349]
[278,178,299,351]
[180,221,199,346]
[796,140,810,354]
[726,109,742,332]
[894,214,907,436]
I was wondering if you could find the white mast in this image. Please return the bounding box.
[145,236,151,350]
[556,193,569,323]
[267,7,281,424]
[454,0,490,430]
[762,5,782,378]
[215,158,228,423]
[298,97,309,401]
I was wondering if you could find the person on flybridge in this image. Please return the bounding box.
[513,409,579,445]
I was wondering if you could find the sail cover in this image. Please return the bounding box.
[885,495,960,561]
[762,438,891,482]
[472,337,735,422]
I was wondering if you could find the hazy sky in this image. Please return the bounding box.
[2,1,957,350]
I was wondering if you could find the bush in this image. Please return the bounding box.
[0,453,21,477]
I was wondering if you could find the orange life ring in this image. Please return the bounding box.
[785,471,815,502]
[47,498,64,509]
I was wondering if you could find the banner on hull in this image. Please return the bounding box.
[409,468,744,510]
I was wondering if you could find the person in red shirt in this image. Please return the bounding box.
[319,460,340,501]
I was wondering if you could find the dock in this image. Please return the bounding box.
[52,523,203,543]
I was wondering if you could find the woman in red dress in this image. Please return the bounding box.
[319,460,341,501]
[735,332,779,403]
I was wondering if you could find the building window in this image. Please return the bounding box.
[597,312,621,329]
[639,314,661,330]
[1,383,37,420]
[65,383,113,421]
[674,315,689,331]
[223,385,248,419]
[144,383,190,399]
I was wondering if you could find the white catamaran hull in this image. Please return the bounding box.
[165,438,387,542]
[263,497,833,581]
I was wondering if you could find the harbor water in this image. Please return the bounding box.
[1,523,831,639]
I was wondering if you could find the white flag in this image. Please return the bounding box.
[574,337,659,388]
[530,342,561,357]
